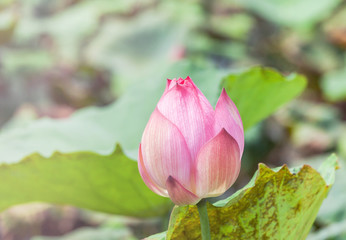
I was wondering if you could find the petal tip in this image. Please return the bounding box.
[166,176,200,206]
[165,79,173,91]
[220,88,229,99]
[219,127,228,135]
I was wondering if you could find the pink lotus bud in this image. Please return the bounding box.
[138,77,244,205]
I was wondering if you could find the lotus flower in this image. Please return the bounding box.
[138,76,244,205]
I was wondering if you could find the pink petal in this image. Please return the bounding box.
[165,78,174,92]
[166,176,201,205]
[138,144,168,197]
[157,77,215,160]
[141,108,193,190]
[215,89,244,154]
[186,76,217,128]
[195,128,241,197]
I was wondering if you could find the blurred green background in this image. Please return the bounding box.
[0,0,345,239]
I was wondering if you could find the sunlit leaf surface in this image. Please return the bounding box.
[222,67,307,130]
[0,65,306,215]
[240,0,341,27]
[151,155,338,239]
[0,145,171,217]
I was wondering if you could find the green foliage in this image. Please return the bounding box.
[290,155,346,240]
[149,155,338,239]
[0,64,307,215]
[307,219,346,240]
[315,156,346,223]
[15,0,144,62]
[222,67,307,130]
[240,0,341,27]
[0,62,222,215]
[321,67,346,102]
[0,145,170,217]
[2,50,54,73]
[0,0,344,238]
[0,62,224,164]
[339,133,346,159]
[2,65,306,164]
[145,231,167,240]
[32,227,136,240]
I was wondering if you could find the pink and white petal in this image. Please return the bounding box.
[185,76,215,116]
[157,82,214,160]
[141,108,193,190]
[165,78,174,92]
[181,77,215,126]
[195,129,241,197]
[138,144,168,197]
[186,76,216,136]
[166,176,201,205]
[215,89,244,153]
